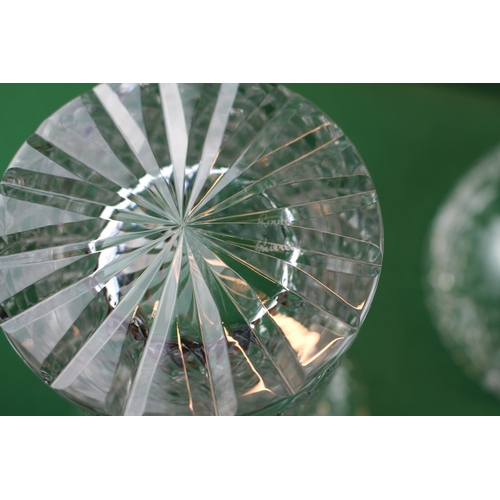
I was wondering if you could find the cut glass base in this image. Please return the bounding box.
[0,84,383,415]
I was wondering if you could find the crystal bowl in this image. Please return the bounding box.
[0,83,383,415]
[427,145,500,396]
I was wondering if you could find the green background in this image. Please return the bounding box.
[1,83,500,416]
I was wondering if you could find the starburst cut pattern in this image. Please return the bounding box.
[0,83,383,415]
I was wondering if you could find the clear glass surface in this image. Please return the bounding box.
[282,358,369,416]
[0,83,383,415]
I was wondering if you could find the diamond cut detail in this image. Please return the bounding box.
[0,83,383,415]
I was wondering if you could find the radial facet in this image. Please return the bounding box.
[0,83,383,415]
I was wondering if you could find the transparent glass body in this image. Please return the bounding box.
[0,84,383,415]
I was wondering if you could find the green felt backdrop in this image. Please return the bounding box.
[1,83,500,415]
